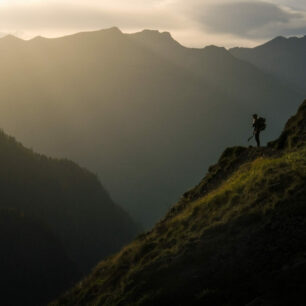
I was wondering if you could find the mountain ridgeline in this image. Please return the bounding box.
[54,100,306,306]
[0,28,304,227]
[0,129,140,305]
[230,35,306,94]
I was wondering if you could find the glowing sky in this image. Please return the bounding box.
[0,0,305,47]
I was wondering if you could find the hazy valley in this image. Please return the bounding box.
[0,28,304,227]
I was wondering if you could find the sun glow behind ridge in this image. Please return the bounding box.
[0,0,305,47]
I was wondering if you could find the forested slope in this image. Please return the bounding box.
[0,130,140,273]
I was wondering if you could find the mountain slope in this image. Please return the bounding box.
[0,28,303,227]
[230,35,306,94]
[54,100,306,306]
[0,209,78,306]
[0,129,140,273]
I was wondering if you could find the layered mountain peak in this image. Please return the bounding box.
[202,45,231,58]
[100,26,122,35]
[30,35,46,41]
[229,34,306,93]
[2,34,20,40]
[0,34,22,44]
[53,26,124,44]
[132,29,174,39]
[259,34,306,50]
[262,35,287,46]
[129,28,182,50]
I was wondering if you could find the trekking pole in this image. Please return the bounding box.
[247,135,254,142]
[247,131,254,142]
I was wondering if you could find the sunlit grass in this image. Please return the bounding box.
[53,146,306,306]
[109,148,303,272]
[170,148,306,236]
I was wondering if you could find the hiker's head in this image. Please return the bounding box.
[253,114,258,119]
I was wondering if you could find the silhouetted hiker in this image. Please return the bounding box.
[251,114,266,147]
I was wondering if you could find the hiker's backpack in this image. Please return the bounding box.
[257,117,266,131]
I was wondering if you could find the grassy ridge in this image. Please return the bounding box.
[55,146,306,305]
[175,148,306,230]
[54,101,306,305]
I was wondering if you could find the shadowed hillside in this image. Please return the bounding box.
[53,100,306,306]
[230,35,306,94]
[0,28,303,227]
[0,129,140,274]
[0,209,78,306]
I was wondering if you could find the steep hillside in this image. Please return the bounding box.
[230,35,306,94]
[54,100,306,306]
[0,28,303,227]
[0,209,78,306]
[0,130,140,273]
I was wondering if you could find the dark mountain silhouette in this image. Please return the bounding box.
[53,99,306,306]
[230,35,306,94]
[0,28,303,228]
[0,129,140,273]
[0,209,78,306]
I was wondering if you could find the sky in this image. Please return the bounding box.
[0,0,305,47]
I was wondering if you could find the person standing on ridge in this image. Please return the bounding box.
[252,114,266,147]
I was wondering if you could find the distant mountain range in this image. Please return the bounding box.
[230,35,306,94]
[0,28,304,228]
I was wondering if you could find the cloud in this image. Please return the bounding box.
[195,1,306,38]
[0,0,305,47]
[0,1,184,35]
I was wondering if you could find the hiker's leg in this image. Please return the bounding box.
[255,132,260,147]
